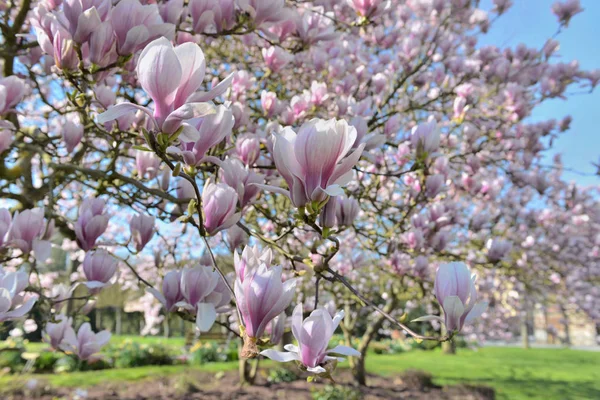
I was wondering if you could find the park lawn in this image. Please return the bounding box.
[6,334,188,353]
[365,347,600,400]
[1,343,598,400]
[0,362,239,389]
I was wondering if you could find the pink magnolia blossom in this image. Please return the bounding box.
[188,0,236,34]
[552,0,583,26]
[97,37,231,142]
[234,245,273,282]
[0,76,26,115]
[235,134,261,166]
[0,267,37,322]
[6,208,52,261]
[261,304,360,374]
[82,249,118,293]
[111,0,174,55]
[62,119,83,152]
[414,262,487,334]
[219,158,263,208]
[74,198,109,251]
[262,47,294,73]
[62,322,111,361]
[268,118,364,207]
[235,262,296,339]
[347,0,391,19]
[129,214,155,252]
[167,105,234,166]
[43,314,75,349]
[135,150,161,179]
[147,270,184,313]
[202,181,241,236]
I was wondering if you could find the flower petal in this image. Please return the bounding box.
[260,349,299,363]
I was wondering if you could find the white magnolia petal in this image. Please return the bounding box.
[260,349,299,363]
[327,345,361,357]
[196,302,217,332]
[465,301,488,324]
[412,315,444,323]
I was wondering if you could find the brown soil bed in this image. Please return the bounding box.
[5,369,494,400]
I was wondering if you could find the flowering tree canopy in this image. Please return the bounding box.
[0,0,598,384]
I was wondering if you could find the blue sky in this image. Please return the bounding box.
[480,0,599,186]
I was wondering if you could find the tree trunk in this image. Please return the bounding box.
[96,308,102,330]
[442,339,456,354]
[351,352,367,386]
[560,305,571,346]
[349,298,397,386]
[163,315,170,338]
[521,318,530,349]
[238,343,259,385]
[115,307,122,336]
[441,324,456,354]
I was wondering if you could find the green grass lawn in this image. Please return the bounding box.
[365,347,600,400]
[1,340,598,400]
[17,335,188,353]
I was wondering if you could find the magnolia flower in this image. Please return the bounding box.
[82,249,118,293]
[410,119,440,157]
[261,304,360,374]
[189,0,236,34]
[147,270,184,313]
[179,266,224,333]
[235,134,260,166]
[62,322,111,361]
[261,90,278,117]
[267,118,364,207]
[219,158,263,208]
[111,0,175,55]
[74,198,109,251]
[236,263,296,347]
[135,150,161,179]
[97,37,232,142]
[486,238,512,262]
[335,196,360,227]
[0,208,11,247]
[129,214,155,252]
[347,0,392,19]
[0,267,37,322]
[0,123,14,153]
[267,312,286,345]
[225,224,249,251]
[262,46,294,73]
[202,181,241,236]
[319,197,337,228]
[552,0,583,26]
[168,105,234,166]
[425,174,445,198]
[413,262,488,334]
[234,245,273,281]
[43,315,75,349]
[0,76,26,115]
[238,0,288,28]
[62,120,84,152]
[6,208,52,261]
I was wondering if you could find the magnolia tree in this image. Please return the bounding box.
[0,0,599,386]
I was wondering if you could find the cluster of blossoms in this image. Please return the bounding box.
[0,0,597,384]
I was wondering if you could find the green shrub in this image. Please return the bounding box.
[310,385,361,400]
[267,368,298,383]
[53,355,112,373]
[188,341,237,365]
[33,351,62,373]
[0,349,25,372]
[106,342,174,368]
